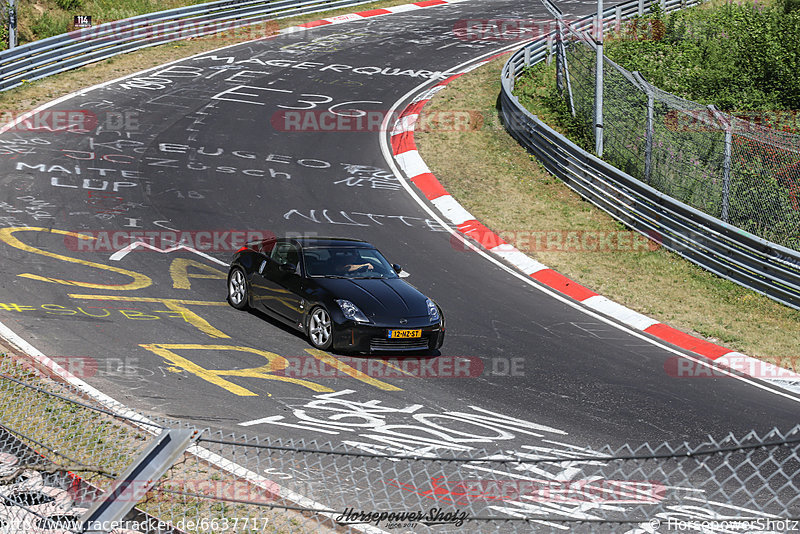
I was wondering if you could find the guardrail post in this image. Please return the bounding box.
[708,105,733,223]
[615,6,622,32]
[80,429,195,533]
[633,72,654,183]
[639,0,645,15]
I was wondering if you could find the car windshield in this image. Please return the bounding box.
[303,247,398,279]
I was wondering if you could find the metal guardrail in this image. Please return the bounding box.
[500,0,800,311]
[0,0,380,92]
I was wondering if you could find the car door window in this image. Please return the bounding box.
[271,242,301,274]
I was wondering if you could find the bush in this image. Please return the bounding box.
[605,0,800,118]
[784,0,800,13]
[31,12,70,39]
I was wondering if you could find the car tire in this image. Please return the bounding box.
[307,307,333,350]
[227,267,249,310]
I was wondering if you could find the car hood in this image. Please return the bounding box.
[315,277,430,318]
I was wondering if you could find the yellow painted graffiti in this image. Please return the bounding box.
[139,343,333,396]
[0,227,151,290]
[303,349,402,391]
[170,258,227,290]
[69,294,229,338]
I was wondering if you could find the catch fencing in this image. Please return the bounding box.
[0,354,799,533]
[0,0,381,92]
[562,17,800,252]
[500,0,800,310]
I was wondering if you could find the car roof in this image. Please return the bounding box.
[289,237,375,249]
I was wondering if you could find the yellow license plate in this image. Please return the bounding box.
[389,329,422,339]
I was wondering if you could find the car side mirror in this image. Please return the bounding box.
[392,264,402,274]
[280,262,296,273]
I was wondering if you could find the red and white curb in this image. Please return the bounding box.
[388,54,800,395]
[279,0,468,34]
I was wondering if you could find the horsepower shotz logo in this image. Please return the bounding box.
[335,507,468,527]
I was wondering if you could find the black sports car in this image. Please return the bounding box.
[227,236,445,353]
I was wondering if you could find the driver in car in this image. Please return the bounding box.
[335,253,374,273]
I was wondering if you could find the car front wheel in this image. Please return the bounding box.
[307,307,333,350]
[227,267,249,310]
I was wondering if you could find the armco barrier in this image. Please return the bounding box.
[0,0,382,92]
[500,0,800,310]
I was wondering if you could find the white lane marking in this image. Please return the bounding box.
[109,239,228,266]
[378,44,800,405]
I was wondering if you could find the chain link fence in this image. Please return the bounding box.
[1,353,799,533]
[561,24,800,251]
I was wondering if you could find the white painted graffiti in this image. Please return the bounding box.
[334,164,401,190]
[192,56,452,81]
[278,31,372,55]
[284,208,446,231]
[240,389,567,455]
[238,390,776,533]
[0,196,56,221]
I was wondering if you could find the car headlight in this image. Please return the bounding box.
[426,298,440,321]
[336,299,369,323]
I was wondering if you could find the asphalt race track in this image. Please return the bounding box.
[0,0,798,528]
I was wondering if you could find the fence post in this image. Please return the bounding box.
[595,0,605,157]
[708,105,733,223]
[633,72,654,184]
[545,0,574,116]
[546,33,553,66]
[562,37,576,117]
[8,0,16,49]
[615,5,622,32]
[639,0,645,16]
